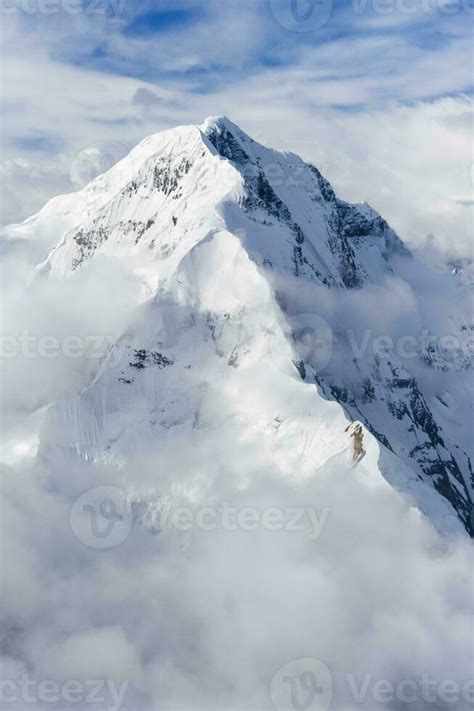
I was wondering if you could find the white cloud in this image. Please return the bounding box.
[1,444,473,710]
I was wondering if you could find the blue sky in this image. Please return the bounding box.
[1,0,473,257]
[8,0,473,100]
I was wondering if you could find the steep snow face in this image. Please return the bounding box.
[16,116,471,535]
[41,229,354,478]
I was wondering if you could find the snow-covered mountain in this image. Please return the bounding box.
[10,116,473,536]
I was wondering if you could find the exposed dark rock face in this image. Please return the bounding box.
[71,225,110,270]
[311,353,473,534]
[204,121,473,534]
[207,126,250,164]
[129,349,174,370]
[152,156,192,198]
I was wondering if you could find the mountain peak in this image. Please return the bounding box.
[35,116,410,288]
[11,117,471,536]
[201,115,244,136]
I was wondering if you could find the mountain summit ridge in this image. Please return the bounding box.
[42,115,410,290]
[10,117,472,535]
